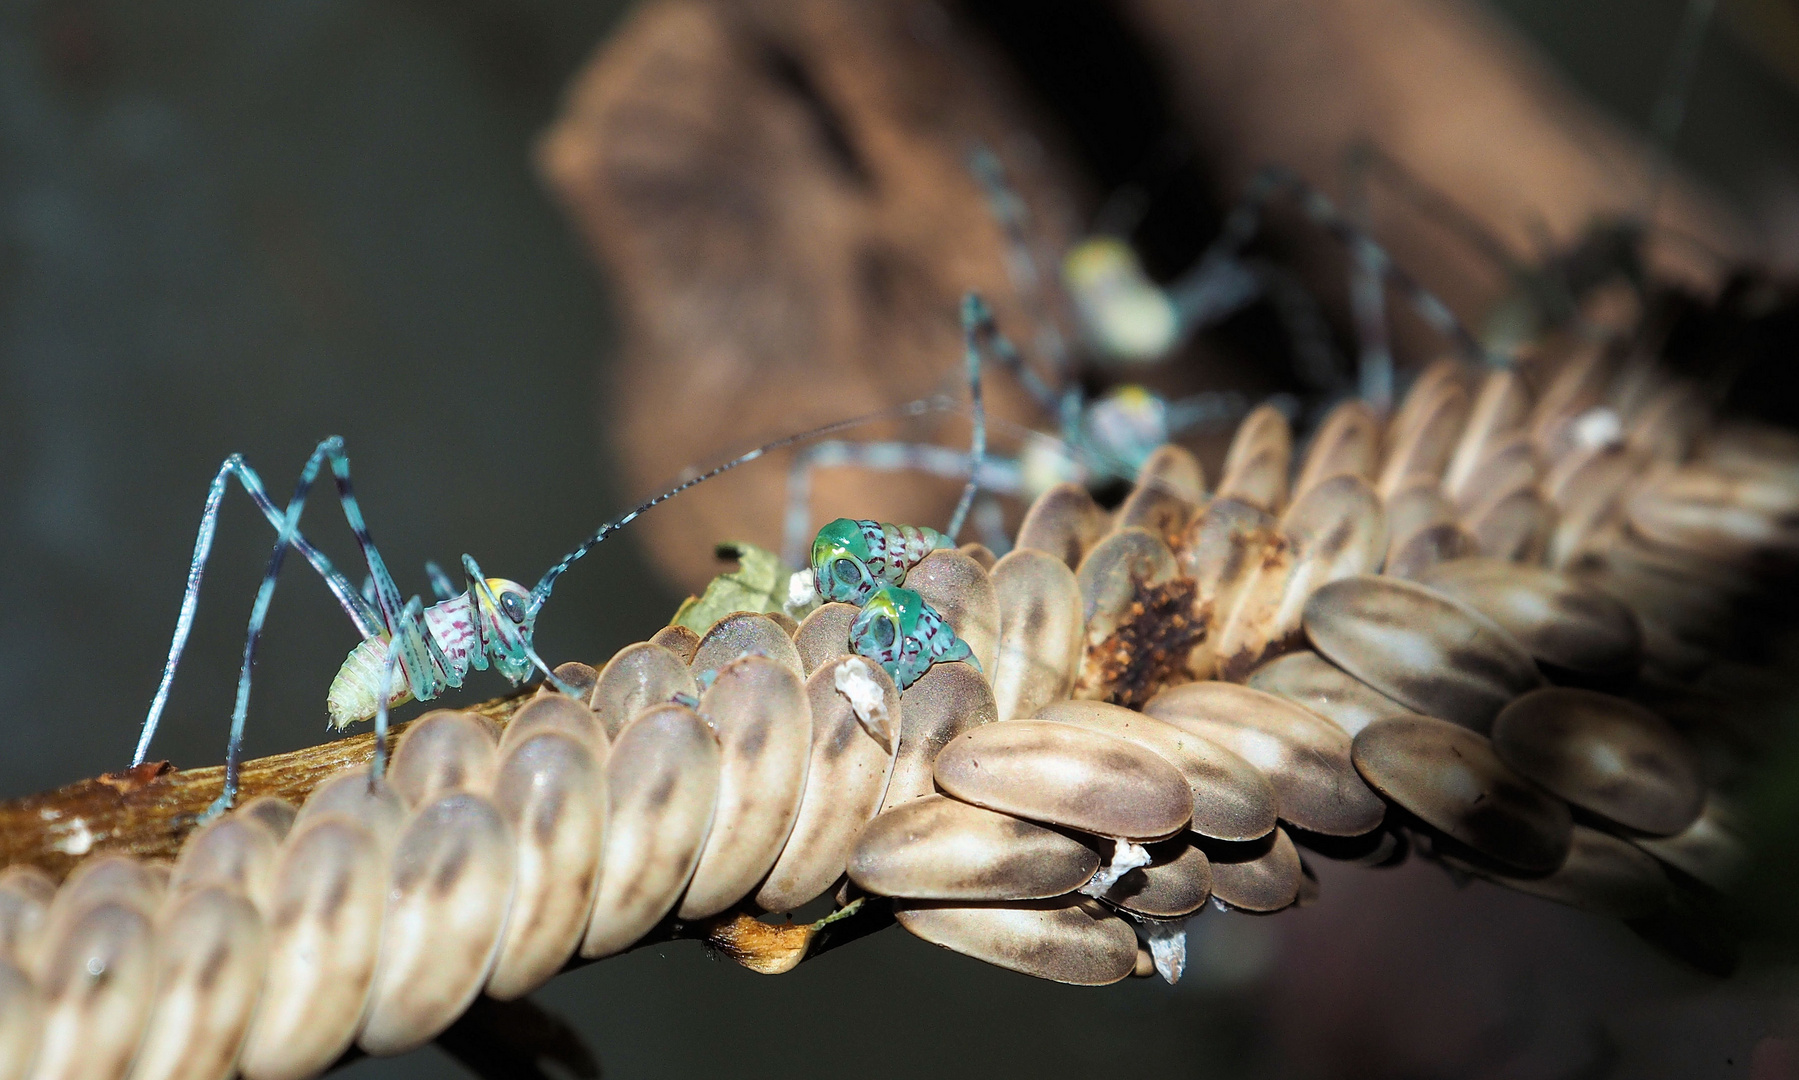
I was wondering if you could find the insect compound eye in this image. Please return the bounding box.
[500,592,528,624]
[872,616,896,650]
[832,558,861,586]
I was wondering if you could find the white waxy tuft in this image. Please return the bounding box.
[833,657,892,749]
[1079,838,1152,899]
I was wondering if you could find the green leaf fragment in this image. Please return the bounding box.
[672,542,815,633]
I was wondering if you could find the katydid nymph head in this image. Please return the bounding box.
[849,584,976,691]
[811,518,953,604]
[467,559,538,684]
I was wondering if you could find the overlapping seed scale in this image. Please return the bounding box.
[1462,825,1671,919]
[1098,835,1213,918]
[1633,794,1747,891]
[1114,444,1205,546]
[1200,827,1302,912]
[988,548,1084,722]
[1072,525,1202,705]
[880,661,996,811]
[848,794,1100,901]
[1417,557,1643,679]
[905,548,1001,676]
[794,602,860,675]
[690,612,805,681]
[1178,497,1283,681]
[1292,399,1381,502]
[1383,481,1476,580]
[1246,650,1410,737]
[1215,402,1292,513]
[893,897,1138,986]
[1014,482,1110,569]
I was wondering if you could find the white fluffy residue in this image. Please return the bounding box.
[834,657,893,749]
[786,570,819,614]
[1570,406,1624,450]
[1139,919,1188,985]
[50,816,94,856]
[1079,837,1152,898]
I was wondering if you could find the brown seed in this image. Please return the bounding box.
[1451,434,1539,515]
[1418,557,1642,678]
[756,658,900,913]
[0,866,55,971]
[360,792,516,1056]
[1075,525,1200,701]
[44,856,161,945]
[848,794,1099,901]
[1465,488,1554,564]
[1179,499,1284,680]
[1625,463,1799,564]
[1626,380,1708,464]
[1387,358,1469,448]
[500,690,608,758]
[1014,482,1110,570]
[1633,794,1747,891]
[1099,835,1213,918]
[1143,682,1386,837]
[1377,377,1469,500]
[1470,825,1671,919]
[487,732,606,1001]
[582,703,720,959]
[1201,827,1302,912]
[0,960,40,1080]
[894,896,1137,985]
[690,612,805,682]
[590,641,698,740]
[959,542,998,571]
[1216,403,1291,513]
[235,796,297,843]
[131,887,267,1080]
[1442,369,1533,502]
[29,900,156,1080]
[169,814,281,913]
[294,768,407,846]
[1246,650,1411,737]
[1115,444,1205,544]
[387,710,500,807]
[1490,688,1703,836]
[679,656,812,919]
[1528,337,1612,461]
[793,602,859,676]
[934,720,1192,840]
[1292,399,1381,502]
[1304,575,1543,732]
[1033,699,1276,842]
[543,661,601,702]
[906,549,1001,676]
[1543,445,1645,567]
[989,548,1084,723]
[879,662,997,812]
[1352,714,1572,874]
[647,623,701,665]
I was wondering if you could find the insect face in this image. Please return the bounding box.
[477,576,537,683]
[811,517,881,603]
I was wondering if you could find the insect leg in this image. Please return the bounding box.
[370,595,426,785]
[967,145,1075,402]
[425,561,458,602]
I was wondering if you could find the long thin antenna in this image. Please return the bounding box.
[1644,0,1718,222]
[529,395,955,612]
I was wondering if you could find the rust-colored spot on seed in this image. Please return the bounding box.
[1084,576,1207,709]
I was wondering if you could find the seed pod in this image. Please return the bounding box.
[1634,795,1747,891]
[1543,446,1644,567]
[1246,650,1410,737]
[239,816,388,1080]
[582,704,720,959]
[1376,377,1469,500]
[28,900,155,1080]
[1352,714,1572,874]
[1075,525,1199,703]
[1305,575,1543,732]
[679,656,811,919]
[1467,489,1554,563]
[1442,369,1532,502]
[1115,444,1205,545]
[500,691,607,757]
[1490,688,1703,836]
[1626,463,1799,564]
[756,658,900,913]
[879,662,997,812]
[235,796,298,843]
[894,896,1137,985]
[1178,498,1283,681]
[294,769,407,845]
[487,731,606,1000]
[906,549,1001,676]
[1142,682,1385,837]
[544,661,601,702]
[131,887,267,1080]
[1098,835,1212,918]
[0,866,54,970]
[1388,358,1468,448]
[648,623,701,665]
[1417,558,1642,679]
[794,602,859,675]
[387,710,500,807]
[1470,825,1671,919]
[0,960,39,1080]
[1216,403,1291,513]
[1292,399,1380,503]
[1451,434,1539,515]
[42,856,161,953]
[989,549,1084,723]
[1032,699,1276,842]
[848,794,1100,901]
[934,720,1192,840]
[690,612,805,682]
[360,792,516,1056]
[1015,483,1109,570]
[1201,827,1302,912]
[169,814,281,913]
[590,641,698,740]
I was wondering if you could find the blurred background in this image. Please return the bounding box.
[2,0,1798,1076]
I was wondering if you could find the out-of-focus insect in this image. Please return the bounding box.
[131,399,961,819]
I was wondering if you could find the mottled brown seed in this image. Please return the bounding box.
[1528,338,1612,461]
[679,656,811,919]
[934,720,1192,840]
[1465,488,1553,564]
[1115,444,1205,544]
[131,887,267,1080]
[360,792,516,1056]
[1387,358,1468,449]
[1633,795,1746,890]
[958,542,998,570]
[648,623,701,665]
[1377,378,1469,500]
[690,612,805,682]
[793,602,859,676]
[1470,825,1670,919]
[1625,463,1799,564]
[1292,399,1380,502]
[45,856,161,944]
[906,549,1000,676]
[1216,403,1291,513]
[1178,499,1283,680]
[848,794,1099,901]
[487,731,606,1000]
[1305,575,1543,731]
[1246,651,1410,737]
[235,796,297,843]
[1015,482,1110,570]
[294,769,407,846]
[1451,434,1539,515]
[1143,682,1385,837]
[29,900,155,1080]
[1491,688,1702,836]
[1543,445,1645,567]
[879,662,997,812]
[590,641,698,739]
[0,960,39,1080]
[388,710,500,807]
[582,704,720,959]
[0,866,54,971]
[1418,558,1642,678]
[1076,525,1203,702]
[543,661,600,702]
[1201,827,1302,912]
[894,896,1137,985]
[989,549,1083,722]
[239,815,387,1080]
[1442,369,1532,502]
[1100,835,1212,918]
[756,658,900,913]
[499,691,608,757]
[170,815,281,914]
[1352,714,1572,874]
[1033,699,1276,842]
